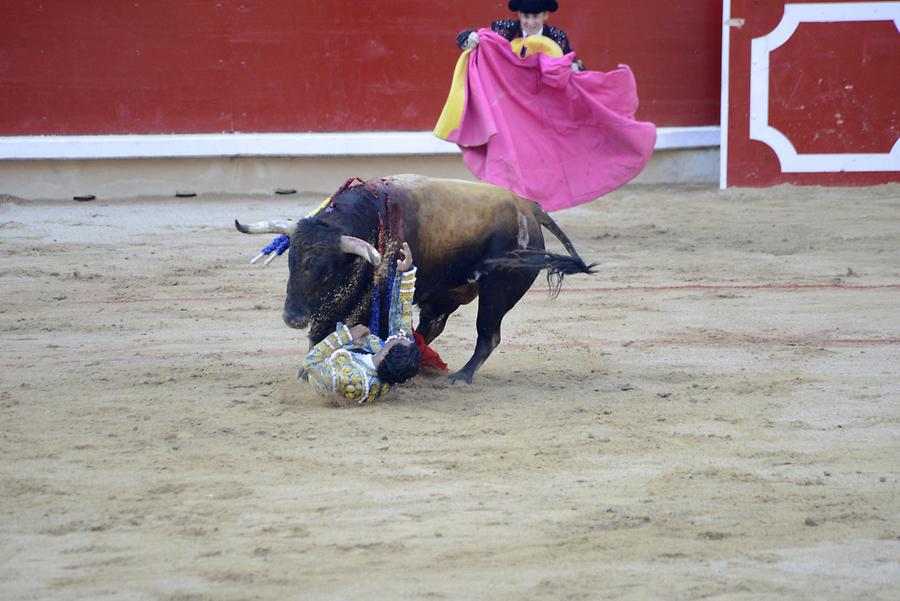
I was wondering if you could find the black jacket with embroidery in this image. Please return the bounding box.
[456,19,574,55]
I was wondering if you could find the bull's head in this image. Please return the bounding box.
[235,218,381,331]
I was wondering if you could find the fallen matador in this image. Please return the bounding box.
[302,242,421,405]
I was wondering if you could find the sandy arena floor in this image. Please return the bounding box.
[1,183,899,600]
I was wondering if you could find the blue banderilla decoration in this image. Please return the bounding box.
[251,234,290,265]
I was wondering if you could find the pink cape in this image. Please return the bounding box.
[444,30,657,211]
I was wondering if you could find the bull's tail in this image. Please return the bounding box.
[533,204,581,259]
[484,249,598,296]
[497,204,597,295]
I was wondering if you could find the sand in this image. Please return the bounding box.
[1,183,899,600]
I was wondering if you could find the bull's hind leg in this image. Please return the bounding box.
[451,269,539,385]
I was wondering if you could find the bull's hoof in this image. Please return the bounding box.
[297,367,309,381]
[449,371,473,386]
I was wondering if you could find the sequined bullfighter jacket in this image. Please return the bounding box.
[302,267,416,404]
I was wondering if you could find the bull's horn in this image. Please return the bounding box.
[234,219,298,236]
[340,235,382,266]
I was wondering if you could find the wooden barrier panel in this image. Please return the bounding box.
[724,0,900,186]
[0,0,721,135]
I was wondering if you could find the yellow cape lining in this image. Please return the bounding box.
[433,35,564,141]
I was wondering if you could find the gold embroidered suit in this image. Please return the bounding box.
[302,267,416,404]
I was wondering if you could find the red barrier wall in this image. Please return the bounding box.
[0,1,721,136]
[725,0,900,186]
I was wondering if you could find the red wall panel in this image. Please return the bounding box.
[725,0,900,186]
[0,1,232,135]
[768,21,899,154]
[0,1,721,136]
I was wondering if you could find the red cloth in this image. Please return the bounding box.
[413,330,449,372]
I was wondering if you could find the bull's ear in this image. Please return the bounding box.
[234,219,298,236]
[339,235,381,266]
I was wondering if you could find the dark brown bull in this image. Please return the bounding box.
[236,175,595,384]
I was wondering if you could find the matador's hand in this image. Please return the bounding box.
[397,242,414,272]
[349,324,371,345]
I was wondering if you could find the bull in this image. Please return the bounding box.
[236,175,595,384]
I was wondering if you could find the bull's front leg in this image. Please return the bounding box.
[417,284,479,344]
[417,301,460,344]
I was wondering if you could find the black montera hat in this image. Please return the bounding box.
[509,0,559,15]
[508,0,559,13]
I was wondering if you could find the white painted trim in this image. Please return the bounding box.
[720,0,732,189]
[0,131,459,160]
[0,126,719,160]
[749,2,900,173]
[656,126,720,150]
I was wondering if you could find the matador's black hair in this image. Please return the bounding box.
[377,341,421,385]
